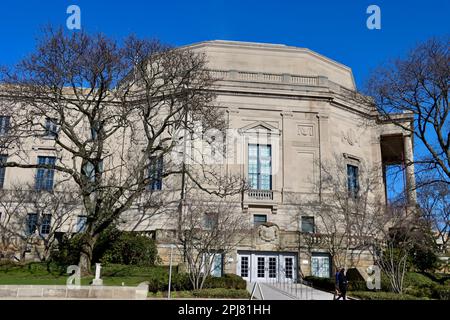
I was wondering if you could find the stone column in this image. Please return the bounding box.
[403,134,417,204]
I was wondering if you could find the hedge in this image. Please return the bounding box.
[147,272,246,292]
[203,274,247,290]
[350,291,421,300]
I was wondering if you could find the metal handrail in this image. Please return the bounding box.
[265,269,314,300]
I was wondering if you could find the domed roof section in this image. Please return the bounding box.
[185,40,356,90]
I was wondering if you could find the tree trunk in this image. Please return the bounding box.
[78,233,97,275]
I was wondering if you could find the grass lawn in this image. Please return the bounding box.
[0,262,153,287]
[0,262,251,299]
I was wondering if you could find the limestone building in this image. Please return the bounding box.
[0,40,415,281]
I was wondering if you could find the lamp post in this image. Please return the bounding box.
[168,244,175,299]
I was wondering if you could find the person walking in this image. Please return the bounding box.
[336,268,348,300]
[333,268,340,300]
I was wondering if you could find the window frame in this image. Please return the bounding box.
[248,144,272,190]
[26,213,38,235]
[40,214,52,235]
[0,116,11,135]
[253,214,267,227]
[347,164,360,198]
[35,156,56,191]
[0,155,7,189]
[44,118,59,138]
[301,216,315,233]
[148,157,163,191]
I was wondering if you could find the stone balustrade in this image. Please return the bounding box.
[248,189,274,201]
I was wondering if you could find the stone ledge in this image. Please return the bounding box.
[0,285,148,300]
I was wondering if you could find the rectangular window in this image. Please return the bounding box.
[204,212,218,230]
[40,214,52,235]
[301,216,315,233]
[44,118,58,138]
[26,213,38,235]
[257,257,265,278]
[76,215,87,233]
[0,155,7,189]
[82,160,103,182]
[210,254,223,277]
[253,214,267,227]
[0,116,10,135]
[148,157,163,190]
[285,257,293,279]
[248,144,272,190]
[90,121,100,140]
[240,256,249,278]
[35,156,56,191]
[347,164,359,198]
[268,257,277,278]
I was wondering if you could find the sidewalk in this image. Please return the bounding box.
[247,282,335,300]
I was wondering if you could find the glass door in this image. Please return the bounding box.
[254,255,278,282]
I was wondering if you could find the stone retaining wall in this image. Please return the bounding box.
[0,284,148,299]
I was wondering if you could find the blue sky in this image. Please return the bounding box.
[0,0,448,89]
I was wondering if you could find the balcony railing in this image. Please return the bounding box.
[248,189,273,201]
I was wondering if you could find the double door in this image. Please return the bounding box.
[238,252,297,283]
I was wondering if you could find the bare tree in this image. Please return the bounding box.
[365,37,449,187]
[418,181,449,253]
[370,203,424,293]
[0,28,227,273]
[298,155,383,274]
[0,183,79,261]
[178,197,250,290]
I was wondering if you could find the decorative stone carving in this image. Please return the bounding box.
[258,224,279,243]
[298,125,314,137]
[342,128,359,146]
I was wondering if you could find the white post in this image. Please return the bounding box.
[168,244,174,299]
[92,263,103,286]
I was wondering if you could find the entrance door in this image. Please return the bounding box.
[311,253,331,278]
[237,252,297,283]
[280,255,296,282]
[255,255,278,282]
[237,254,251,281]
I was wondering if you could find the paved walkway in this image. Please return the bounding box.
[247,282,335,300]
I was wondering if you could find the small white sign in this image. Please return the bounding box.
[301,260,309,265]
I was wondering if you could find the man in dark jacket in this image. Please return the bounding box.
[336,268,348,300]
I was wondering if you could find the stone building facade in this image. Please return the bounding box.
[0,40,415,281]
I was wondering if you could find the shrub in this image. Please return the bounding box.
[431,286,450,300]
[49,233,84,267]
[96,231,158,266]
[192,288,250,299]
[350,291,420,300]
[203,274,247,290]
[147,272,246,292]
[304,276,335,291]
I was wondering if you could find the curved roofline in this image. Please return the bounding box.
[180,40,356,89]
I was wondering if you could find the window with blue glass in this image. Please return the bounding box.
[76,215,87,233]
[35,156,56,191]
[90,121,101,140]
[40,214,52,235]
[253,214,267,227]
[26,213,38,235]
[347,164,359,198]
[0,155,7,189]
[44,118,58,138]
[148,157,163,190]
[0,116,10,135]
[248,144,272,190]
[82,160,103,182]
